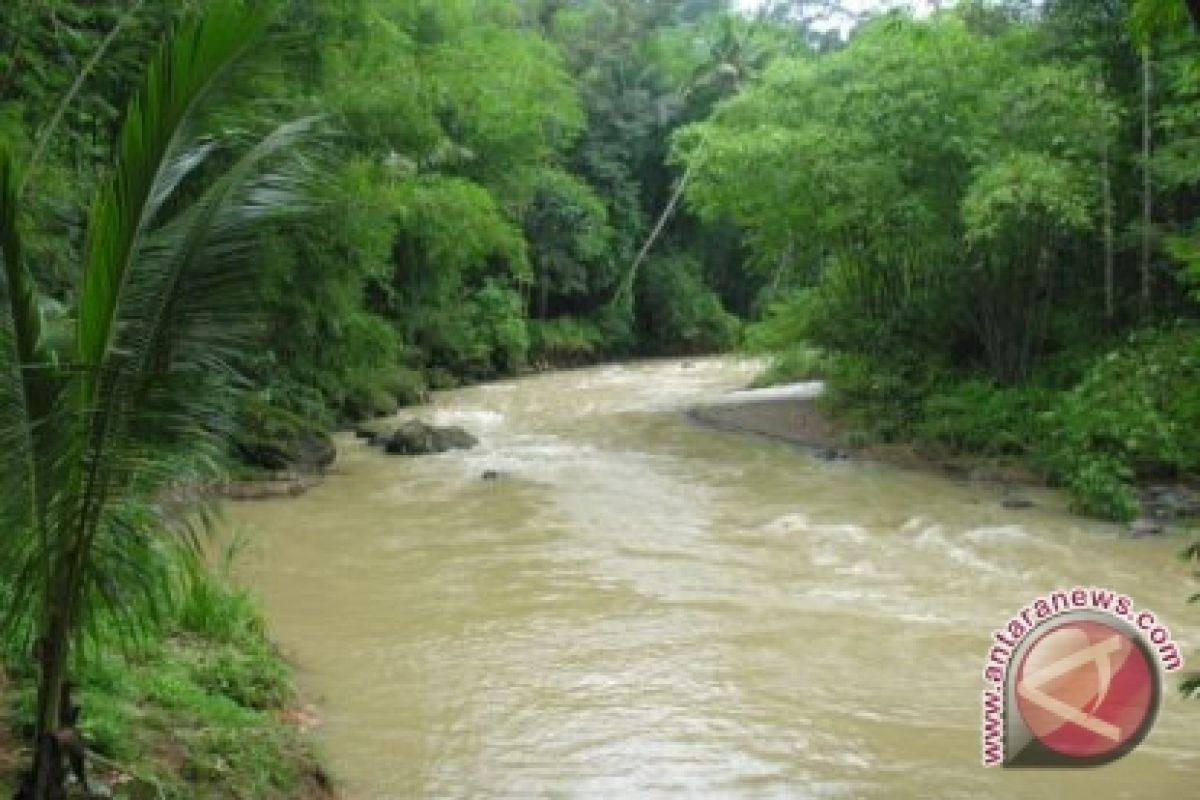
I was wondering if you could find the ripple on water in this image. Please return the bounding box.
[229,358,1197,800]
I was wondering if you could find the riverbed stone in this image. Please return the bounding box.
[382,421,478,455]
[1129,518,1165,537]
[1001,496,1035,510]
[1139,485,1200,521]
[234,431,335,473]
[355,419,398,445]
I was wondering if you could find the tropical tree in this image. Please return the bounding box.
[0,2,314,796]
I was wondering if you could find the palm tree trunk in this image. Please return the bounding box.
[29,613,71,799]
[1141,47,1153,317]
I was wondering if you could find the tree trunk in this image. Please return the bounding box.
[614,159,696,306]
[1102,139,1115,322]
[27,616,71,800]
[1141,47,1153,317]
[1187,0,1200,32]
[537,267,550,321]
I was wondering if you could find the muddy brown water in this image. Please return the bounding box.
[227,359,1199,799]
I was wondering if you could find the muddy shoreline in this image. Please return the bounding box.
[686,391,1045,488]
[686,388,1200,532]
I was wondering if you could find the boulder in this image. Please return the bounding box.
[233,398,337,475]
[1139,485,1200,521]
[433,426,479,451]
[234,431,335,473]
[1129,518,1165,538]
[382,421,477,455]
[294,433,336,471]
[1001,496,1035,510]
[354,419,398,445]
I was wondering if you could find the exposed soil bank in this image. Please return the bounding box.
[687,382,1200,531]
[689,383,1049,488]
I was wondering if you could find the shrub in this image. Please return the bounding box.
[638,253,740,354]
[529,316,605,364]
[821,352,930,442]
[743,290,821,353]
[916,379,1052,456]
[1043,327,1200,520]
[750,346,829,388]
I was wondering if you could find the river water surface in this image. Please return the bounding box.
[228,359,1198,799]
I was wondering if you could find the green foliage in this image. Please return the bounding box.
[749,346,828,388]
[1043,328,1200,519]
[0,4,324,794]
[637,253,740,354]
[529,316,606,364]
[1059,452,1141,522]
[916,380,1052,456]
[1,560,314,798]
[472,281,531,374]
[962,153,1093,244]
[820,353,931,443]
[743,290,819,353]
[682,10,1116,383]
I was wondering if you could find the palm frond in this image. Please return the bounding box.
[66,110,322,647]
[78,0,274,385]
[0,148,44,368]
[0,145,55,646]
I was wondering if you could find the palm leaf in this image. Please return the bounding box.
[0,145,60,647]
[78,0,274,387]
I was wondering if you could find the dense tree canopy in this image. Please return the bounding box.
[4,0,1200,511]
[5,1,1200,795]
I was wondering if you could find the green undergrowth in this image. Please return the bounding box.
[0,556,328,799]
[754,325,1200,523]
[748,345,829,388]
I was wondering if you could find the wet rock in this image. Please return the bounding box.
[233,397,337,475]
[1129,518,1165,538]
[382,421,478,455]
[1001,496,1035,510]
[234,432,335,474]
[434,426,479,451]
[1140,485,1200,520]
[354,419,397,445]
[296,433,336,470]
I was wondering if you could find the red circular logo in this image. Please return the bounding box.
[1015,619,1156,759]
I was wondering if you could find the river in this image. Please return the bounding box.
[227,358,1198,799]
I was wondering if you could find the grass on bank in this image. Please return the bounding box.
[0,553,329,800]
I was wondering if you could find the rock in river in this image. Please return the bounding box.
[381,421,478,455]
[1129,518,1165,538]
[235,431,336,473]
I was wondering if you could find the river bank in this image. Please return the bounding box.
[0,567,336,800]
[688,382,1045,486]
[686,380,1198,530]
